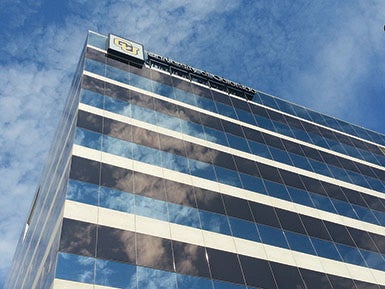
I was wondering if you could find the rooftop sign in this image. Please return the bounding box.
[147,52,256,100]
[108,34,145,66]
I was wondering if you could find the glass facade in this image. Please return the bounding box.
[5,31,385,289]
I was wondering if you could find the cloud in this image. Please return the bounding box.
[2,1,385,287]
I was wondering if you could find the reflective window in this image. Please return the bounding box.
[311,237,342,261]
[97,225,136,263]
[135,194,169,222]
[199,210,231,235]
[228,217,260,242]
[67,179,98,206]
[222,195,253,221]
[177,274,214,289]
[239,255,277,289]
[59,218,96,257]
[136,233,174,271]
[270,262,306,289]
[80,89,104,108]
[206,248,244,284]
[285,231,315,255]
[257,224,289,248]
[95,259,136,288]
[75,127,102,150]
[137,266,177,289]
[335,243,366,267]
[70,156,100,185]
[99,186,135,213]
[172,241,210,277]
[56,252,95,284]
[212,280,246,289]
[168,202,200,228]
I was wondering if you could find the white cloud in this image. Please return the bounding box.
[1,0,385,287]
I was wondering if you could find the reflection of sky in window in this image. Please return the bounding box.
[67,179,98,206]
[100,186,134,213]
[56,253,94,284]
[137,266,177,289]
[199,210,231,235]
[75,125,385,228]
[168,202,201,228]
[213,279,246,289]
[177,274,214,289]
[135,195,169,222]
[95,259,136,288]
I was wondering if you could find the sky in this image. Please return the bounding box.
[0,0,385,288]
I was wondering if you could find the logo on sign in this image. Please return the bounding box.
[114,37,140,55]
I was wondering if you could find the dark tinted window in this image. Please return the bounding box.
[301,215,331,240]
[101,163,133,193]
[59,218,96,257]
[299,268,332,289]
[172,241,210,278]
[239,255,277,289]
[70,156,100,185]
[195,188,225,214]
[276,208,306,234]
[222,195,253,221]
[249,202,280,227]
[77,110,103,133]
[270,262,306,289]
[206,248,244,284]
[136,233,174,271]
[97,225,135,264]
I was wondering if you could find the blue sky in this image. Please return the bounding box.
[0,0,385,287]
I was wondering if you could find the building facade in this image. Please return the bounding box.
[5,31,385,289]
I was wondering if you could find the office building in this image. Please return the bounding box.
[5,31,385,289]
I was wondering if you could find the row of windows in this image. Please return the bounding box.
[68,156,385,265]
[58,218,384,289]
[86,31,385,148]
[80,75,385,194]
[75,124,385,228]
[76,109,385,220]
[84,47,385,166]
[253,90,385,148]
[66,177,385,271]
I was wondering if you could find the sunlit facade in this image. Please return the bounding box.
[5,31,385,289]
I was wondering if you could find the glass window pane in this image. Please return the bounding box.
[67,179,98,206]
[97,226,136,263]
[99,186,134,213]
[172,241,210,277]
[135,195,168,222]
[177,274,213,289]
[257,224,289,248]
[228,217,260,242]
[56,252,95,284]
[168,202,200,228]
[239,255,277,289]
[206,248,244,284]
[285,231,315,255]
[199,210,231,235]
[136,233,174,271]
[59,219,96,257]
[311,237,341,261]
[95,259,136,288]
[137,266,177,289]
[270,262,306,289]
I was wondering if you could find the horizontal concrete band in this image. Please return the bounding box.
[54,279,112,289]
[82,70,385,173]
[63,199,385,286]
